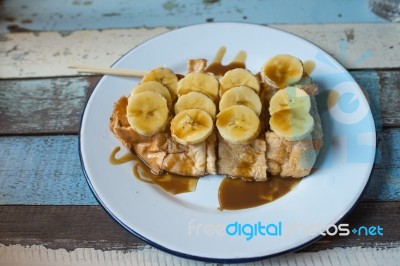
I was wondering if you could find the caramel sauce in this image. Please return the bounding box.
[109,146,136,165]
[303,60,316,76]
[132,160,199,195]
[327,89,340,109]
[109,47,305,208]
[109,147,199,195]
[205,46,246,76]
[218,176,301,210]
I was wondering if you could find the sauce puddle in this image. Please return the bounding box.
[110,147,199,195]
[205,46,247,76]
[218,176,301,210]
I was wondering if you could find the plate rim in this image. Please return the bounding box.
[78,22,376,263]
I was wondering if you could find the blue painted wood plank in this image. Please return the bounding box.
[365,129,400,201]
[0,136,98,205]
[0,0,387,33]
[351,71,383,130]
[0,131,398,205]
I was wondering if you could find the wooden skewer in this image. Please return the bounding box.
[68,64,147,77]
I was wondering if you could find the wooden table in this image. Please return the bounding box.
[1,1,399,265]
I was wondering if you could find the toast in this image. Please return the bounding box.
[110,56,323,180]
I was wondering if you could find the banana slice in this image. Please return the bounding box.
[219,86,262,116]
[170,109,214,145]
[216,105,260,145]
[126,91,169,136]
[219,68,260,95]
[177,72,219,101]
[174,91,216,119]
[141,67,178,101]
[132,81,172,110]
[261,54,303,89]
[269,86,311,116]
[269,109,314,141]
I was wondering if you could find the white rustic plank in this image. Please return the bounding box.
[0,28,169,79]
[0,23,399,78]
[0,244,398,266]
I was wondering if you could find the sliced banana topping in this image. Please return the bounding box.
[219,68,260,95]
[216,105,260,145]
[171,109,214,145]
[132,81,172,110]
[174,91,217,119]
[126,91,169,136]
[142,67,178,101]
[269,110,314,141]
[269,86,311,115]
[269,87,314,141]
[219,85,262,116]
[261,54,304,89]
[177,72,219,101]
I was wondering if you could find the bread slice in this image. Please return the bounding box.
[265,83,323,178]
[217,135,267,181]
[110,96,216,176]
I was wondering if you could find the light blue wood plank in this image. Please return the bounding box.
[0,136,98,205]
[0,131,398,205]
[351,71,383,130]
[0,0,387,33]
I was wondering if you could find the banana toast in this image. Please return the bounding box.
[110,55,323,180]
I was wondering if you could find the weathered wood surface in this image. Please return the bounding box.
[0,0,398,263]
[0,0,387,34]
[0,203,398,253]
[377,71,400,128]
[0,127,398,205]
[0,76,98,135]
[1,70,398,135]
[0,136,97,205]
[1,23,399,78]
[1,245,398,266]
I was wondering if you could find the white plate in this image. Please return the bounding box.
[80,23,376,262]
